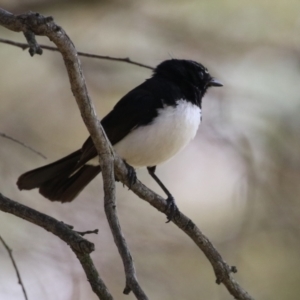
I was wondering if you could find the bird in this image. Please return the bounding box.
[17,59,222,221]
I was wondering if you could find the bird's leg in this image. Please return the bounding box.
[147,166,178,222]
[123,161,137,189]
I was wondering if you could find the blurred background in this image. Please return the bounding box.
[0,0,300,299]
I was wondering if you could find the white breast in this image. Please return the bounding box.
[113,99,201,167]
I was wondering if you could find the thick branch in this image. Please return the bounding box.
[0,193,94,253]
[44,16,147,300]
[0,193,113,300]
[114,159,254,300]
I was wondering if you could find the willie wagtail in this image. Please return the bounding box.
[17,59,222,221]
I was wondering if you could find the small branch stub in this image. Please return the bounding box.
[23,30,42,55]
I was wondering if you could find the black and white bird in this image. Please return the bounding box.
[17,59,222,220]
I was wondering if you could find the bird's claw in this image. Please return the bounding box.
[165,196,178,223]
[124,161,137,189]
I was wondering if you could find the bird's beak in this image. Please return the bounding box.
[209,77,223,87]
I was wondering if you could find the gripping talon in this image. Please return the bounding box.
[165,196,178,223]
[124,161,137,189]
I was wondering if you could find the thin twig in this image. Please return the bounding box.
[0,132,46,159]
[0,235,28,300]
[0,38,154,70]
[0,193,114,300]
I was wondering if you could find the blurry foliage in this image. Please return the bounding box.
[1,0,300,299]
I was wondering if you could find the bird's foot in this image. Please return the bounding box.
[124,161,137,189]
[165,196,178,223]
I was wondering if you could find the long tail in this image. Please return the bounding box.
[16,150,101,202]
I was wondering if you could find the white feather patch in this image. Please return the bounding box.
[113,99,201,167]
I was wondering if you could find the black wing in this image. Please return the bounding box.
[79,78,168,165]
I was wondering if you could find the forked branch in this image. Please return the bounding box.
[0,193,113,300]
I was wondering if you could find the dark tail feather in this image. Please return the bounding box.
[17,150,101,202]
[39,165,101,202]
[17,150,82,190]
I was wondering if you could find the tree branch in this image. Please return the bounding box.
[0,132,46,159]
[0,235,29,300]
[114,159,254,300]
[0,38,154,70]
[0,193,113,300]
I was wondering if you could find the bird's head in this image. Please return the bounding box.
[154,59,222,95]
